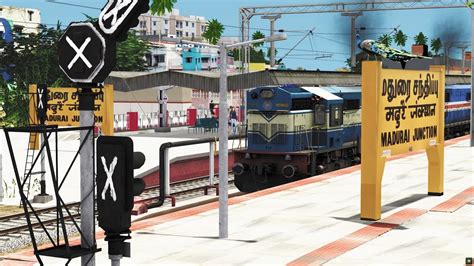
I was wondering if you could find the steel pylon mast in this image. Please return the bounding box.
[239,0,467,72]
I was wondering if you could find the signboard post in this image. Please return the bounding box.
[360,61,445,220]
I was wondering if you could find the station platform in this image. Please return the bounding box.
[2,136,473,265]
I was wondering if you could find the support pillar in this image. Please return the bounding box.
[79,88,96,266]
[155,88,170,132]
[262,14,281,68]
[218,45,229,239]
[32,134,53,203]
[471,9,474,147]
[342,12,362,68]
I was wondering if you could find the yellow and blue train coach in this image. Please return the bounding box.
[233,85,362,192]
[233,84,470,193]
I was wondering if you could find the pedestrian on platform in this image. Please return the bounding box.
[209,100,215,117]
[229,106,238,134]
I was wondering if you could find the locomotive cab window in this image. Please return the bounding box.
[330,104,343,127]
[314,104,325,125]
[467,92,471,102]
[445,92,450,102]
[343,99,360,110]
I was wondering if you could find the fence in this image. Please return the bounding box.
[114,109,212,131]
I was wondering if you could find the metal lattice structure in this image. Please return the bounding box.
[239,0,468,71]
[240,1,466,17]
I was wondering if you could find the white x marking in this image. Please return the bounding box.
[66,36,92,70]
[103,0,133,26]
[101,156,118,202]
[37,88,44,110]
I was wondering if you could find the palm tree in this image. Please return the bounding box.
[202,19,224,45]
[252,31,265,48]
[414,32,428,45]
[430,38,443,55]
[394,30,407,48]
[151,0,177,15]
[377,34,393,47]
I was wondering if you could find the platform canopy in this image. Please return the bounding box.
[106,69,470,92]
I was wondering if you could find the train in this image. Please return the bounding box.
[232,84,471,192]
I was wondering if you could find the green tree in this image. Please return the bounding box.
[81,14,149,71]
[116,31,150,71]
[202,19,224,45]
[377,34,393,47]
[266,48,278,60]
[430,38,443,55]
[252,31,265,48]
[414,32,428,45]
[394,30,407,48]
[150,0,177,15]
[0,23,70,127]
[251,49,266,63]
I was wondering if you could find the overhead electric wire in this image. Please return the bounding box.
[313,34,351,47]
[263,46,350,56]
[44,0,101,10]
[278,28,316,62]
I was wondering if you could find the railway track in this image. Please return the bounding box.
[0,175,235,252]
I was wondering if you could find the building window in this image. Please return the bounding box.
[157,54,165,63]
[165,29,169,35]
[186,21,189,27]
[165,19,168,24]
[192,33,195,38]
[153,30,157,35]
[145,54,152,66]
[185,32,188,37]
[28,10,34,21]
[185,57,193,63]
[153,21,156,26]
[192,22,195,28]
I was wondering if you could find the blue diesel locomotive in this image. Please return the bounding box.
[232,84,471,192]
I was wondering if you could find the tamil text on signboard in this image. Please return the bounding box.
[360,61,445,220]
[29,84,114,136]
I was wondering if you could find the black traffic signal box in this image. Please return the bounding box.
[96,136,145,235]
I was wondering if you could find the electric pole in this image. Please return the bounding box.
[342,12,363,68]
[262,14,281,67]
[457,45,468,74]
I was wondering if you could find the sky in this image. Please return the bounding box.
[1,0,472,70]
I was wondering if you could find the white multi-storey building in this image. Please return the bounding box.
[145,41,183,71]
[0,6,41,34]
[134,9,207,39]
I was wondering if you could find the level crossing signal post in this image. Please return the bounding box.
[97,136,146,265]
[56,0,150,265]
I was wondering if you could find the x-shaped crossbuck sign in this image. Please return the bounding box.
[102,0,135,26]
[101,156,118,202]
[37,87,44,110]
[66,36,93,70]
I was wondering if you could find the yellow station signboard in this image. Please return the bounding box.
[361,61,445,220]
[29,84,114,136]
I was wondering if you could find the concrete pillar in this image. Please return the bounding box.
[218,45,229,239]
[80,89,95,266]
[471,9,474,147]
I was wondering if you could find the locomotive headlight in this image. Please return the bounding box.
[260,89,274,99]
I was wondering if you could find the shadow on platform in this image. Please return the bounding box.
[135,231,258,243]
[332,193,428,225]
